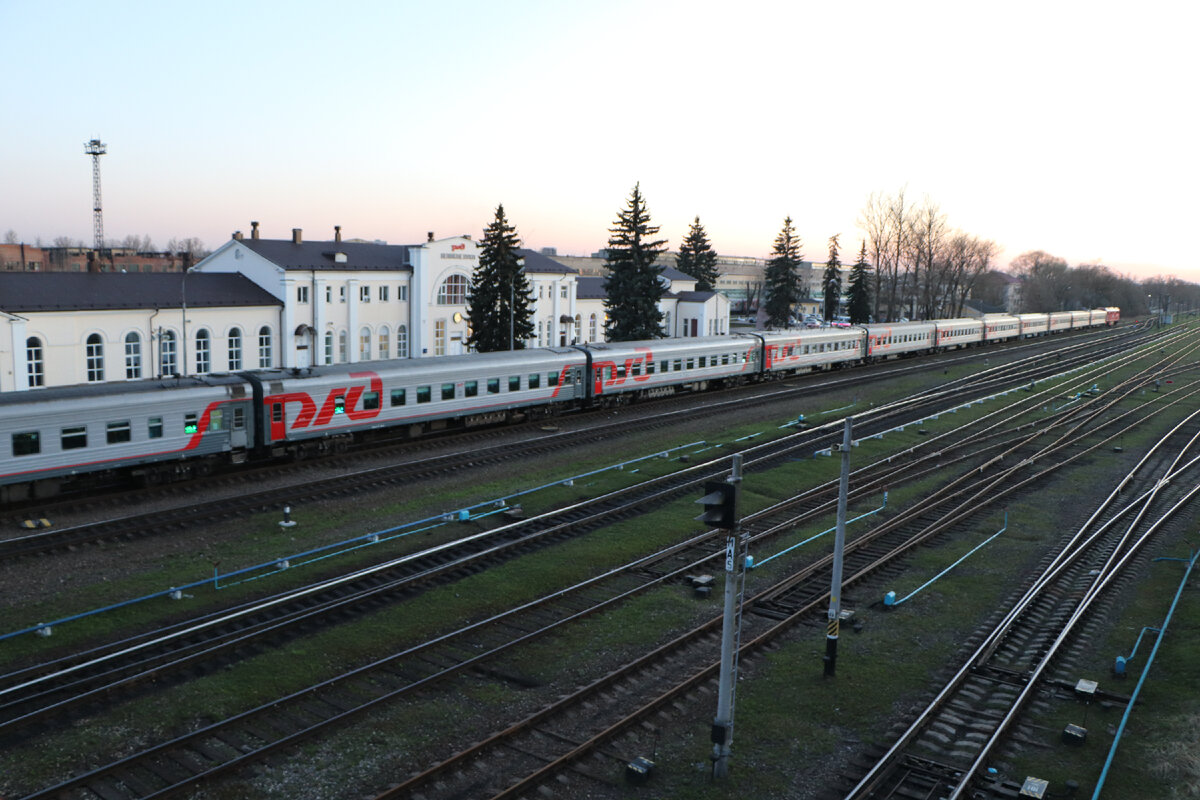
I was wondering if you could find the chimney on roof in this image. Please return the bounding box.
[334,225,342,243]
[292,228,302,244]
[232,230,243,240]
[427,231,434,242]
[251,221,260,240]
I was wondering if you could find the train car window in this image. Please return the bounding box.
[465,380,479,397]
[631,362,642,376]
[184,414,199,434]
[645,361,655,375]
[148,417,163,439]
[233,408,246,430]
[209,410,224,431]
[272,403,283,423]
[547,372,559,387]
[686,358,695,370]
[528,373,541,389]
[616,365,626,378]
[660,360,668,373]
[362,391,380,411]
[698,356,707,368]
[61,426,88,450]
[674,359,682,371]
[106,421,132,444]
[12,431,40,456]
[487,378,500,394]
[390,388,407,406]
[508,375,521,391]
[333,396,346,415]
[417,386,432,403]
[441,383,455,400]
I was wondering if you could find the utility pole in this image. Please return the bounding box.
[698,454,745,778]
[825,417,852,676]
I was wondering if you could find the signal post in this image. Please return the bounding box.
[697,454,745,779]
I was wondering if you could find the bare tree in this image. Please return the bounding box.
[858,187,915,321]
[908,198,948,319]
[3,229,17,244]
[1011,250,1070,311]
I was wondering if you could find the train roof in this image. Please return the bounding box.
[0,372,247,407]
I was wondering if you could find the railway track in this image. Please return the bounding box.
[0,325,1154,562]
[836,404,1200,799]
[0,324,1140,532]
[2,327,1191,799]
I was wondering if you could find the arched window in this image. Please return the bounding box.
[378,325,390,360]
[86,333,105,382]
[228,328,243,370]
[338,330,348,363]
[396,325,408,358]
[436,274,468,305]
[257,326,272,368]
[26,336,44,387]
[195,329,211,373]
[588,314,597,343]
[160,330,177,376]
[323,331,334,365]
[359,326,371,360]
[124,332,142,379]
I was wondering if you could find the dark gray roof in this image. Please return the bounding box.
[576,276,608,300]
[241,238,412,271]
[661,266,692,282]
[0,272,281,312]
[517,248,578,274]
[675,290,717,302]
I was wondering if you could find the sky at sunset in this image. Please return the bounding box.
[2,0,1196,282]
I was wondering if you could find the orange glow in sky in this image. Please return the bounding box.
[2,0,1196,283]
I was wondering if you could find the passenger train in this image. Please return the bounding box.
[1,308,1119,502]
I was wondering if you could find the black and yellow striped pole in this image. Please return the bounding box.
[825,417,852,677]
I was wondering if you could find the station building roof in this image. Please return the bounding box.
[0,272,281,312]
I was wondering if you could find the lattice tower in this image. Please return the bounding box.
[84,138,107,252]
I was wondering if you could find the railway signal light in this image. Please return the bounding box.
[696,481,739,529]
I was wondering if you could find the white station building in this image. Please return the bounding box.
[0,223,730,391]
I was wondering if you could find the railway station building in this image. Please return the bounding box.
[0,224,729,390]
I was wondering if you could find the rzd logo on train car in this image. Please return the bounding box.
[263,371,383,440]
[592,348,654,394]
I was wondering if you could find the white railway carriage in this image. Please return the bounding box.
[934,318,984,348]
[1,375,250,501]
[582,336,760,401]
[1069,310,1092,329]
[756,328,864,374]
[1017,314,1049,337]
[981,314,1021,342]
[1048,311,1073,332]
[1089,309,1107,327]
[863,321,936,359]
[256,348,587,448]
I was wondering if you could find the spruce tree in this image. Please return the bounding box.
[466,204,534,352]
[763,216,802,328]
[676,216,719,292]
[822,234,842,322]
[604,183,668,341]
[847,240,873,324]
